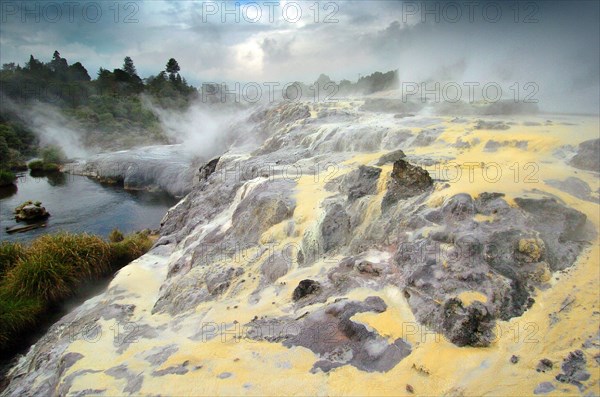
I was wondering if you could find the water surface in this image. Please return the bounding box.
[0,172,177,242]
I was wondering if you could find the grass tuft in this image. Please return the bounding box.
[108,228,124,243]
[0,231,152,351]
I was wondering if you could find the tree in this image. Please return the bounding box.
[49,50,68,76]
[123,56,137,77]
[68,62,91,81]
[165,58,180,81]
[2,63,16,72]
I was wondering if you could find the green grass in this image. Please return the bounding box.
[0,231,153,351]
[27,160,44,171]
[0,242,26,278]
[109,231,153,269]
[28,160,60,173]
[108,228,124,243]
[0,169,16,186]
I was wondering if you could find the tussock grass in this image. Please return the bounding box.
[109,231,153,268]
[0,231,152,351]
[108,228,124,243]
[0,242,26,278]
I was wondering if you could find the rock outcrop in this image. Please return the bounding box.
[1,100,597,396]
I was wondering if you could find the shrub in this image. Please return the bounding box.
[0,169,16,186]
[40,145,67,165]
[28,160,44,171]
[42,163,60,172]
[108,228,124,243]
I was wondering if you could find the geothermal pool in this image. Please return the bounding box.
[0,171,178,242]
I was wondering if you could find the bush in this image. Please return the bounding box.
[40,145,66,165]
[28,160,44,171]
[108,228,124,243]
[42,163,60,172]
[0,169,16,186]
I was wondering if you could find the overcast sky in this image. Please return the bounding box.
[1,0,598,112]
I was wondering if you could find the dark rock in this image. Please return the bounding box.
[536,358,553,372]
[441,194,476,222]
[514,197,587,270]
[248,296,410,373]
[340,165,382,201]
[382,159,433,210]
[320,202,351,252]
[14,202,50,222]
[569,138,599,172]
[555,350,590,391]
[292,279,321,301]
[199,157,220,180]
[510,355,519,364]
[441,299,494,347]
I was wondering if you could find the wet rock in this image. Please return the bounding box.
[545,177,599,203]
[320,202,351,252]
[514,197,587,270]
[376,149,406,165]
[292,279,321,301]
[381,159,433,210]
[199,157,220,180]
[413,129,441,147]
[260,251,292,285]
[484,140,502,152]
[441,194,476,222]
[231,180,296,244]
[475,120,510,130]
[569,138,599,172]
[14,201,50,222]
[441,299,494,347]
[533,382,555,394]
[555,350,590,391]
[340,165,381,201]
[536,358,553,372]
[247,297,410,373]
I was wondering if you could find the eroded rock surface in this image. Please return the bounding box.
[1,101,597,396]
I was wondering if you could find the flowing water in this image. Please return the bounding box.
[0,171,178,242]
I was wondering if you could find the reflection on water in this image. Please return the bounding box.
[0,172,178,242]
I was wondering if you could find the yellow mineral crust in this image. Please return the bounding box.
[59,114,598,396]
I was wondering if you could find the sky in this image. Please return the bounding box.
[0,0,599,113]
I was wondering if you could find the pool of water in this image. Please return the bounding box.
[0,172,178,242]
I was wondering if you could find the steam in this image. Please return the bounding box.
[142,96,254,160]
[1,95,90,159]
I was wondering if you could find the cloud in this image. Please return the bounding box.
[0,0,597,113]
